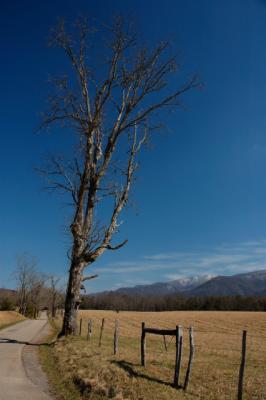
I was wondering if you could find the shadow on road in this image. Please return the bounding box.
[0,337,54,346]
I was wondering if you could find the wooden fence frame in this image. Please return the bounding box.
[141,322,184,388]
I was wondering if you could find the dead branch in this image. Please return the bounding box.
[82,274,99,282]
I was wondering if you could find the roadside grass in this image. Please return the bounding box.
[41,311,266,400]
[0,311,25,330]
[39,319,83,400]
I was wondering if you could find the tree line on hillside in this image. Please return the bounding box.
[0,253,65,317]
[81,292,266,312]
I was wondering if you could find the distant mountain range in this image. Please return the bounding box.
[114,274,214,296]
[190,270,266,297]
[2,270,266,300]
[96,270,266,297]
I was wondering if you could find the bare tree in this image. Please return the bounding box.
[40,17,199,335]
[46,275,65,318]
[28,271,46,318]
[14,253,38,316]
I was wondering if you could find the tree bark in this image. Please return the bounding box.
[60,258,83,336]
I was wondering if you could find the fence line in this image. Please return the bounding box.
[74,314,265,399]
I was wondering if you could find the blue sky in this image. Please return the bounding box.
[1,0,266,291]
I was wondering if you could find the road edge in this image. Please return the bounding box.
[22,320,55,398]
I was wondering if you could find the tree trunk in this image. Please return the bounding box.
[51,305,56,319]
[19,290,27,316]
[60,258,83,336]
[51,291,57,318]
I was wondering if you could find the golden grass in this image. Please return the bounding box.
[50,311,266,400]
[0,311,25,330]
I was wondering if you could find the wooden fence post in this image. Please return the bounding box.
[184,326,195,391]
[237,330,247,400]
[79,318,83,335]
[163,335,168,352]
[99,318,105,347]
[174,325,183,388]
[141,322,146,367]
[87,319,92,341]
[114,319,119,355]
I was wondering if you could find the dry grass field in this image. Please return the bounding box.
[0,311,25,330]
[46,310,266,400]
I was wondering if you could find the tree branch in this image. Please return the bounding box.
[106,239,128,250]
[82,274,98,282]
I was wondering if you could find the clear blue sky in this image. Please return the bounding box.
[1,0,266,291]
